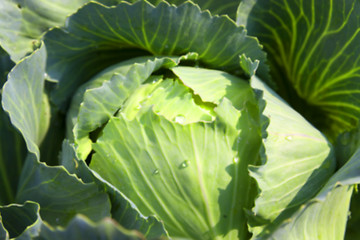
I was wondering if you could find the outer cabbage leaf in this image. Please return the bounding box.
[0,201,145,240]
[238,0,360,140]
[15,155,111,227]
[0,0,123,61]
[0,201,39,239]
[249,77,335,237]
[259,147,360,239]
[1,44,50,159]
[152,0,242,20]
[43,0,268,110]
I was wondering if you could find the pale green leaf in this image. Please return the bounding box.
[70,56,189,160]
[121,77,214,123]
[60,141,169,239]
[249,76,336,236]
[264,186,352,240]
[258,147,360,239]
[91,97,262,239]
[171,66,256,109]
[239,54,259,78]
[1,44,50,159]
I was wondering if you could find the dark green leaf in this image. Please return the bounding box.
[0,214,9,240]
[346,191,360,240]
[0,47,27,205]
[0,0,123,61]
[152,0,242,20]
[335,127,360,166]
[16,155,111,227]
[0,107,27,205]
[1,201,145,240]
[44,0,268,110]
[0,46,14,88]
[0,201,39,239]
[239,0,360,140]
[29,215,145,240]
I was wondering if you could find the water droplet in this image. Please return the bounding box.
[179,160,190,169]
[152,79,157,84]
[285,135,292,141]
[233,157,239,164]
[43,73,49,79]
[236,137,242,144]
[152,169,159,175]
[147,94,153,99]
[56,218,59,223]
[136,104,142,110]
[174,115,186,124]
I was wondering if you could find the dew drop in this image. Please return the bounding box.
[152,169,159,175]
[233,157,239,164]
[174,115,186,124]
[179,160,190,169]
[285,135,293,141]
[136,104,142,110]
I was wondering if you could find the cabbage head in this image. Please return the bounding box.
[0,1,359,240]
